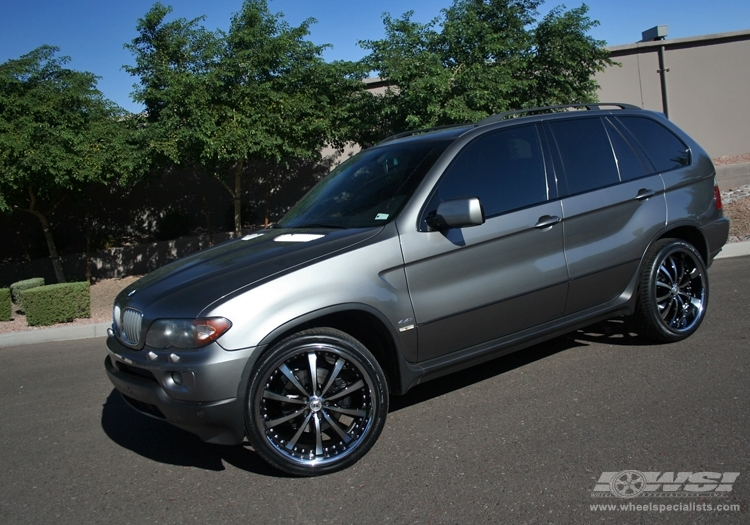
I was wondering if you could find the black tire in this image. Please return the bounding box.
[633,239,709,342]
[246,328,388,476]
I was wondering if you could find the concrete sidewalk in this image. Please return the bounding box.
[0,322,111,348]
[2,240,749,348]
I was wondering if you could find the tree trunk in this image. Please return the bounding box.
[265,187,270,228]
[85,214,92,283]
[233,159,244,237]
[20,187,66,283]
[202,196,214,246]
[28,209,66,283]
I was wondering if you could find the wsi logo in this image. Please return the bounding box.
[592,471,740,498]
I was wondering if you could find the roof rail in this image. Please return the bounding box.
[378,123,471,144]
[476,102,641,126]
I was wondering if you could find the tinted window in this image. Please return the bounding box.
[548,117,619,195]
[278,140,451,229]
[604,118,650,181]
[618,116,690,172]
[434,125,548,217]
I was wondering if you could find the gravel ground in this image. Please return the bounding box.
[713,152,750,166]
[2,181,749,334]
[724,186,750,242]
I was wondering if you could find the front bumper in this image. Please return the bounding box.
[104,334,258,445]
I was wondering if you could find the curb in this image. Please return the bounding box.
[714,240,750,259]
[2,241,749,348]
[0,322,110,348]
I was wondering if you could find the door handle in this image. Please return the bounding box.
[636,189,655,201]
[535,215,561,229]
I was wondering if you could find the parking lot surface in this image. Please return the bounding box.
[1,256,748,524]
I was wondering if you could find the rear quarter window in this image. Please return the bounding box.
[617,116,690,173]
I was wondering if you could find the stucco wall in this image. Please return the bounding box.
[596,30,750,158]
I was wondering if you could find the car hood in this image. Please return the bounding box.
[115,227,383,319]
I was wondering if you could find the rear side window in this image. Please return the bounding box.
[603,118,650,181]
[617,116,690,172]
[547,118,620,195]
[434,125,548,217]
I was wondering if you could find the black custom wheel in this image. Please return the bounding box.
[634,239,708,342]
[246,328,388,476]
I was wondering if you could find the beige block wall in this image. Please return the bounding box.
[595,31,750,158]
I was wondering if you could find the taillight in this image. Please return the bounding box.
[714,184,723,210]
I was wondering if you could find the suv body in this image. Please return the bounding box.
[105,104,729,475]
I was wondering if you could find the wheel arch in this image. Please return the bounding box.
[655,224,708,264]
[256,304,406,395]
[623,224,708,315]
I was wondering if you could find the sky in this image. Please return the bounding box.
[2,0,749,113]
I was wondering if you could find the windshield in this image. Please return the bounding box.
[277,140,452,229]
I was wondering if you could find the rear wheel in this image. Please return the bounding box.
[633,239,708,342]
[246,328,388,476]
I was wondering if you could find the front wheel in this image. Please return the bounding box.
[246,328,388,476]
[633,239,709,342]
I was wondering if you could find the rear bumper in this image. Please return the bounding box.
[104,335,258,445]
[701,216,731,265]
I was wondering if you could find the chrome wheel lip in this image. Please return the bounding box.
[255,343,377,468]
[654,248,706,333]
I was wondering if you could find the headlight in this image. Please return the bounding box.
[145,318,232,349]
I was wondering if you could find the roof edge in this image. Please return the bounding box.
[607,28,750,53]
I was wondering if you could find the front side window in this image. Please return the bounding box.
[278,140,451,229]
[429,125,549,218]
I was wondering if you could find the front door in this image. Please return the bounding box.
[398,124,569,361]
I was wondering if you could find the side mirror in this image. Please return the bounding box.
[426,197,485,230]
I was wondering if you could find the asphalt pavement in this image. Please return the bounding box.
[0,255,748,524]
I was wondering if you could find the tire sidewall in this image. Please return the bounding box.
[245,328,388,476]
[640,239,709,342]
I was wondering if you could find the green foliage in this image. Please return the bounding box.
[10,277,45,312]
[358,0,614,141]
[21,282,90,326]
[0,46,148,282]
[0,288,10,322]
[0,46,145,213]
[124,1,367,234]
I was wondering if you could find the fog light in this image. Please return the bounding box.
[171,371,184,386]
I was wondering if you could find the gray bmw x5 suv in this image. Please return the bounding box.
[105,103,729,476]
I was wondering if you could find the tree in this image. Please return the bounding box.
[126,1,366,235]
[359,0,613,139]
[0,46,143,282]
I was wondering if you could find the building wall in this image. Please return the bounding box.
[596,30,750,158]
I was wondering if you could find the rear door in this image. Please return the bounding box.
[398,124,569,361]
[545,116,667,314]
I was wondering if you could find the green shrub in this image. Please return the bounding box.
[0,288,10,322]
[21,282,90,326]
[10,277,45,312]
